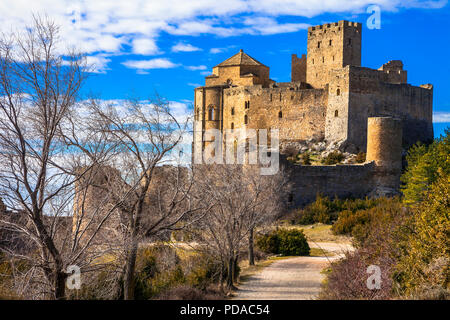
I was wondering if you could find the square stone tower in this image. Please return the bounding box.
[306,20,362,88]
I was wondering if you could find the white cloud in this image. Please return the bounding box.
[85,55,112,73]
[185,65,207,71]
[0,0,445,73]
[210,48,224,54]
[132,38,160,55]
[188,83,202,87]
[122,58,179,70]
[433,112,450,123]
[171,42,202,52]
[243,16,309,35]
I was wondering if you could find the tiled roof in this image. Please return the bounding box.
[214,49,266,67]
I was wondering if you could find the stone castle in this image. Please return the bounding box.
[193,20,433,155]
[192,20,434,205]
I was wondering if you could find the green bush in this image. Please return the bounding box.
[301,152,311,165]
[322,151,344,165]
[256,228,310,256]
[331,197,402,245]
[289,195,384,226]
[355,152,366,163]
[401,129,449,205]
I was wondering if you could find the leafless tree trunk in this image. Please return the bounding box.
[0,16,121,300]
[191,164,289,292]
[82,96,208,300]
[248,227,255,266]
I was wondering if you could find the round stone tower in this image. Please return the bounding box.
[366,116,403,196]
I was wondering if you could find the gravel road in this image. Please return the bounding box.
[235,242,353,300]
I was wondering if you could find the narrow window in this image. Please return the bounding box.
[336,88,341,96]
[279,93,282,101]
[244,114,248,124]
[348,38,352,45]
[231,122,234,129]
[333,55,335,61]
[270,93,272,101]
[278,111,282,119]
[334,110,339,117]
[208,107,215,120]
[288,194,293,203]
[329,39,332,46]
[317,41,321,48]
[322,56,325,63]
[312,58,315,65]
[231,107,235,115]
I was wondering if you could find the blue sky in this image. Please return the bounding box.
[1,0,449,137]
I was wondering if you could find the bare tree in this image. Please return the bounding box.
[191,164,289,291]
[243,165,289,265]
[0,16,123,299]
[82,97,208,300]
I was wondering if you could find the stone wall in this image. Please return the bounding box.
[222,85,327,148]
[291,54,306,82]
[346,66,433,150]
[284,160,375,206]
[306,21,362,88]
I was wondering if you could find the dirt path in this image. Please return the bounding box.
[235,242,353,300]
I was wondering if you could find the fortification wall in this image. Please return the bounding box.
[346,66,433,150]
[325,67,351,144]
[285,160,375,206]
[222,85,327,148]
[306,21,361,88]
[291,54,306,82]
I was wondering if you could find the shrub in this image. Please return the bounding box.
[301,152,311,165]
[256,228,310,256]
[185,254,222,290]
[322,151,344,165]
[355,152,366,163]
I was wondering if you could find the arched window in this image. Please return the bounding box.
[244,114,248,124]
[334,110,339,117]
[278,111,283,119]
[208,106,215,120]
[336,88,341,96]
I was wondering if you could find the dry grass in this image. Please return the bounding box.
[278,223,351,243]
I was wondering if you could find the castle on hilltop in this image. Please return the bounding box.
[192,20,434,205]
[193,20,433,155]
